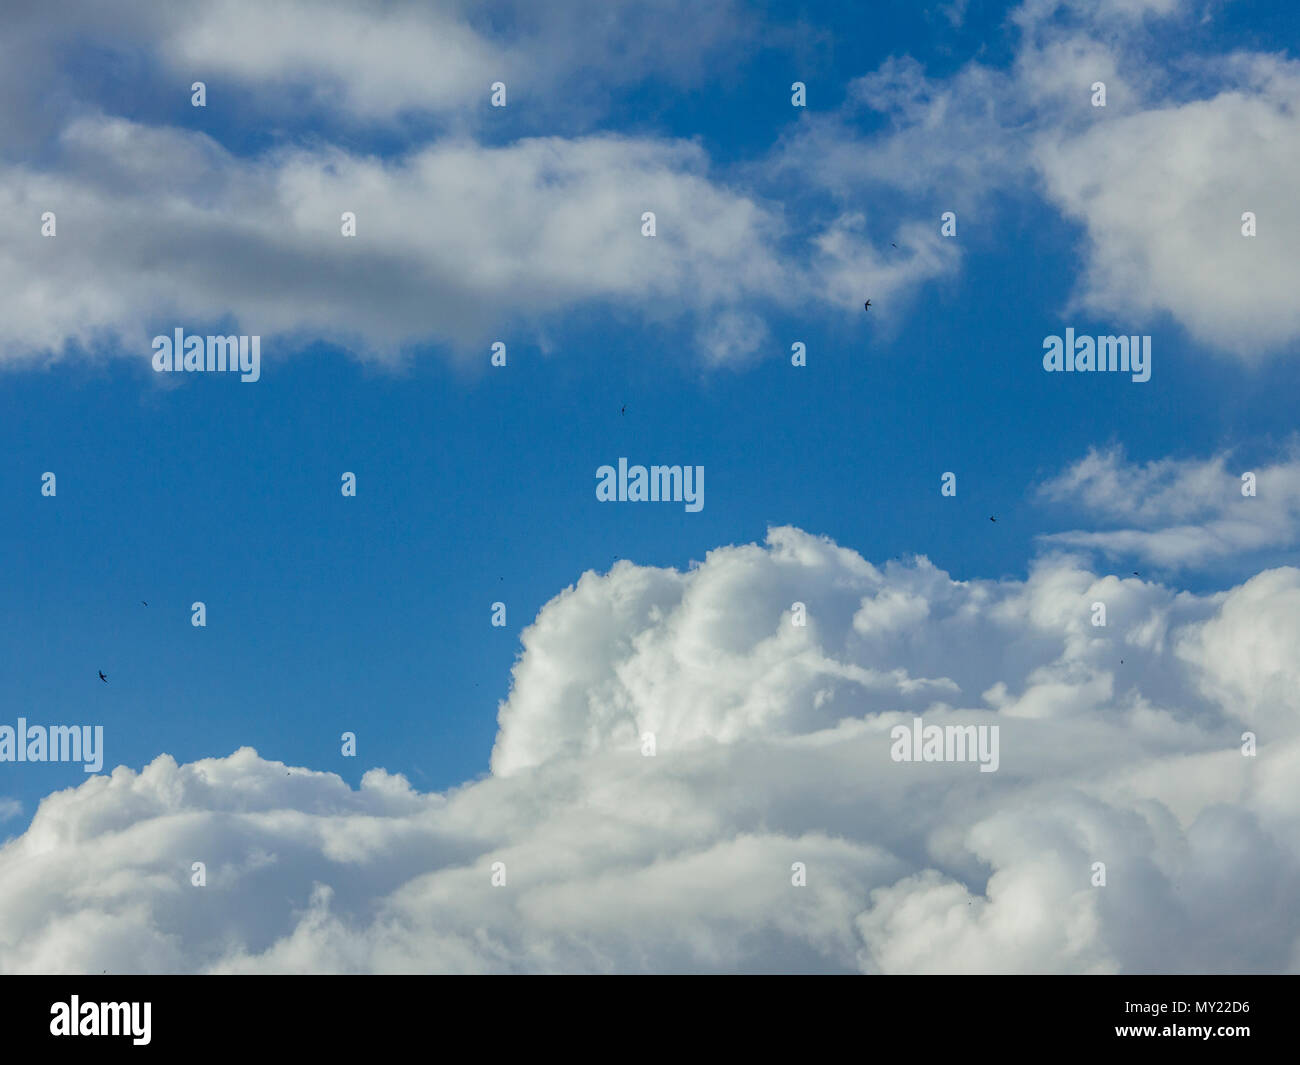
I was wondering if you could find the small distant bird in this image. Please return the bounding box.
[989,516,997,523]
[141,601,148,606]
[1132,571,1141,577]
[864,299,872,311]
[620,405,626,415]
[1120,659,1124,665]
[98,671,107,683]
[891,243,898,249]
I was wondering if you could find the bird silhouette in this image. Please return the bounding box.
[891,242,898,249]
[1132,571,1141,577]
[864,299,872,311]
[98,671,107,683]
[989,516,997,523]
[141,601,147,606]
[620,405,626,415]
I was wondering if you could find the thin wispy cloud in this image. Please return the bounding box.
[1039,445,1300,568]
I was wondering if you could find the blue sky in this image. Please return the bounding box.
[2,0,1298,822]
[1,0,1299,975]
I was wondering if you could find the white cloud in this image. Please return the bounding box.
[2,525,1297,973]
[0,0,753,138]
[809,213,961,319]
[1177,567,1300,738]
[1035,54,1300,358]
[5,0,1292,368]
[0,120,804,365]
[162,0,755,121]
[777,0,1300,360]
[0,0,833,368]
[165,1,502,119]
[1039,445,1300,567]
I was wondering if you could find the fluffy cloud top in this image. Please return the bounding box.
[2,526,1297,973]
[1035,55,1300,357]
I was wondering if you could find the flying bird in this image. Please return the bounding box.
[620,405,626,415]
[1133,571,1141,577]
[864,299,872,311]
[989,516,997,523]
[141,601,148,606]
[98,671,107,683]
[891,243,898,248]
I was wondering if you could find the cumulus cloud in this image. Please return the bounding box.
[1039,445,1300,567]
[776,0,1300,360]
[0,119,802,364]
[1035,54,1300,357]
[7,0,1292,368]
[2,525,1297,973]
[162,0,756,121]
[165,1,504,120]
[0,0,823,368]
